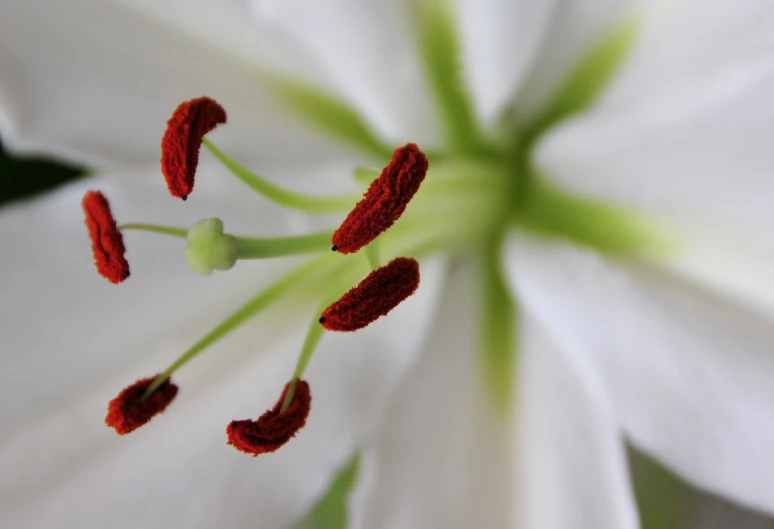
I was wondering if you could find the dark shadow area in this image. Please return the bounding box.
[0,138,85,206]
[630,445,774,529]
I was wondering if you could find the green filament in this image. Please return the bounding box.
[143,256,334,399]
[280,312,327,412]
[119,223,188,238]
[203,139,359,212]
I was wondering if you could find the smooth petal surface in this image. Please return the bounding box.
[453,0,558,124]
[507,235,774,515]
[0,0,347,167]
[535,0,774,228]
[516,310,639,529]
[653,216,774,319]
[251,0,440,146]
[350,260,638,529]
[0,170,447,528]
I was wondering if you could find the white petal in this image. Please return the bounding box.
[507,235,774,515]
[350,261,517,529]
[516,309,639,529]
[251,0,440,146]
[350,260,638,529]
[535,0,774,229]
[0,174,447,527]
[653,215,774,319]
[453,0,558,124]
[534,0,774,317]
[512,0,644,122]
[0,0,345,167]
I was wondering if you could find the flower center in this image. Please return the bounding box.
[80,2,669,458]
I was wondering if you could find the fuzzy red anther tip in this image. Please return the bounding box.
[227,380,311,457]
[321,257,420,332]
[161,96,227,200]
[105,376,179,435]
[82,190,130,284]
[333,143,428,254]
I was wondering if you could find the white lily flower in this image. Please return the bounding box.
[0,1,773,528]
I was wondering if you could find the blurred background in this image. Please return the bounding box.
[1,137,771,529]
[0,138,82,207]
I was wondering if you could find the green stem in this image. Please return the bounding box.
[203,139,359,213]
[279,266,366,411]
[236,231,333,259]
[119,223,188,238]
[280,311,327,412]
[142,256,330,399]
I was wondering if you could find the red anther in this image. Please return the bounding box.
[161,96,227,200]
[227,380,311,457]
[82,190,130,284]
[333,144,428,254]
[105,376,179,435]
[320,257,420,332]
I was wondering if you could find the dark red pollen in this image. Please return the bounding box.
[161,96,227,199]
[105,376,179,435]
[321,257,420,332]
[82,190,130,284]
[227,380,311,456]
[333,144,428,254]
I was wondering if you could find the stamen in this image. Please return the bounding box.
[119,223,188,238]
[105,375,178,435]
[227,379,311,456]
[141,255,344,399]
[320,257,420,332]
[332,144,428,254]
[281,308,327,412]
[82,190,130,284]
[161,97,227,200]
[203,139,359,213]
